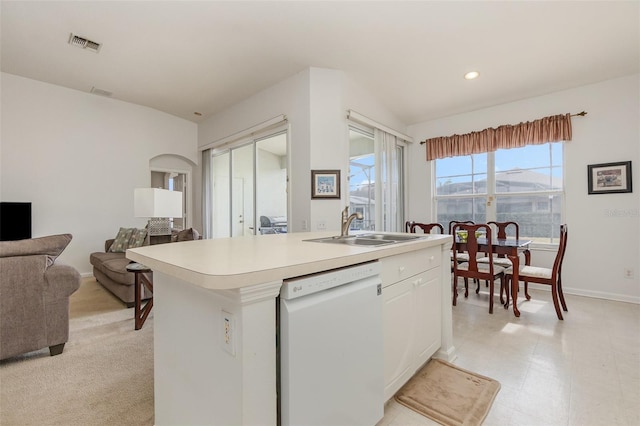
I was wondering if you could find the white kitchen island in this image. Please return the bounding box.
[127,231,454,425]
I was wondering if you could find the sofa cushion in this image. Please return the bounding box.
[109,228,133,253]
[0,234,72,266]
[89,251,123,267]
[90,252,135,286]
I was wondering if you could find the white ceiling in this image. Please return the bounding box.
[2,1,638,125]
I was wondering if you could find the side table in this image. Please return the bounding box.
[126,263,153,330]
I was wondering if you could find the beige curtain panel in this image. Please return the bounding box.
[424,113,572,161]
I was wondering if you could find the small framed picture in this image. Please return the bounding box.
[587,161,632,194]
[311,170,341,199]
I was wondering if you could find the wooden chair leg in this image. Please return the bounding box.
[557,276,568,311]
[452,275,458,306]
[524,280,531,300]
[488,280,494,314]
[502,277,510,309]
[551,283,564,320]
[464,278,469,298]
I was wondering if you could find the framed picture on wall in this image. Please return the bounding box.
[311,170,341,199]
[587,161,632,194]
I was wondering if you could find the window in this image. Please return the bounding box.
[349,125,406,232]
[435,143,563,243]
[348,127,375,231]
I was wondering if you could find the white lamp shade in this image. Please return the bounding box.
[134,188,183,218]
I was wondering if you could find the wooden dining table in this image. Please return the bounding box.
[455,237,532,317]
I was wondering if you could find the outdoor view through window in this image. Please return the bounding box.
[435,142,563,243]
[349,128,375,231]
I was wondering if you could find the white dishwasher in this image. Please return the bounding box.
[278,260,384,426]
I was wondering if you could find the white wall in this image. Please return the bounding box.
[199,69,311,232]
[1,73,198,275]
[308,68,348,231]
[198,67,408,234]
[407,74,640,303]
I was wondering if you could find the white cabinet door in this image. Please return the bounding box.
[382,276,415,400]
[382,246,443,402]
[413,268,442,369]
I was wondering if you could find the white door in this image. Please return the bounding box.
[212,153,230,238]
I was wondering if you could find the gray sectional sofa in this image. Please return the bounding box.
[90,238,147,307]
[90,228,200,307]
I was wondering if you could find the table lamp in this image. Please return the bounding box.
[134,188,183,236]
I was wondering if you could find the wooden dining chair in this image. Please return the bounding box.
[477,221,520,267]
[448,221,475,263]
[505,224,568,320]
[409,222,444,234]
[448,220,475,235]
[404,221,415,233]
[451,223,507,314]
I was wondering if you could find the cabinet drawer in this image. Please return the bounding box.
[380,247,441,288]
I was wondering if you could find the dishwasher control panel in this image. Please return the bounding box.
[280,261,380,300]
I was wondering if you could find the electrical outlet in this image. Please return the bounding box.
[302,219,308,231]
[316,220,326,230]
[221,310,235,356]
[624,268,634,279]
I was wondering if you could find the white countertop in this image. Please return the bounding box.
[126,231,452,290]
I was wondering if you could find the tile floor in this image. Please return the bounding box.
[378,281,640,426]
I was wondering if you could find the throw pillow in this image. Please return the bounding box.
[128,228,148,248]
[109,228,134,253]
[0,234,72,261]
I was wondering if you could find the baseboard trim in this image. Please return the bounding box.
[525,283,639,305]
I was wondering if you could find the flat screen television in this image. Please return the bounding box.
[0,202,32,241]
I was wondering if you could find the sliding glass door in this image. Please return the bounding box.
[231,144,253,237]
[256,133,288,234]
[208,130,288,238]
[211,152,231,238]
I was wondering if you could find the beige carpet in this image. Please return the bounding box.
[0,278,154,426]
[69,276,125,319]
[395,358,500,426]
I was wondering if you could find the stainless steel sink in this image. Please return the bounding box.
[304,233,425,247]
[358,233,424,242]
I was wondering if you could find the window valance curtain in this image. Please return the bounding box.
[423,113,572,161]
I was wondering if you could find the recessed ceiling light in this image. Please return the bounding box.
[464,71,480,80]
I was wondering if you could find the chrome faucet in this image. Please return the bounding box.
[341,206,363,237]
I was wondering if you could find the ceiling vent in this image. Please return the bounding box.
[90,87,112,97]
[68,33,101,53]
